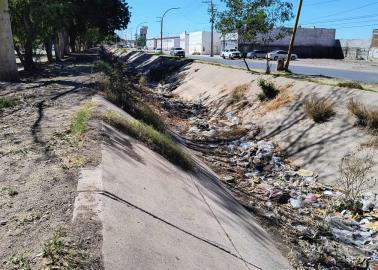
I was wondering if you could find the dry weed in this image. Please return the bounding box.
[264,87,294,112]
[304,96,335,123]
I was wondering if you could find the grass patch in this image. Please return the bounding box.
[229,84,248,106]
[1,187,18,197]
[304,96,335,123]
[102,111,194,171]
[18,211,42,225]
[0,97,17,109]
[361,136,378,149]
[70,102,96,136]
[10,254,31,270]
[42,230,82,270]
[338,81,363,90]
[348,98,378,130]
[264,86,294,112]
[258,79,279,101]
[98,61,166,132]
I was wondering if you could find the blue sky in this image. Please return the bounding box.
[118,0,378,40]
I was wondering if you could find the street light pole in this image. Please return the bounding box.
[160,7,180,53]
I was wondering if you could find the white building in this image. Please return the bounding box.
[146,36,180,51]
[180,31,222,55]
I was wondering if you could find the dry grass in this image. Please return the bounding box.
[361,136,378,149]
[304,96,335,123]
[258,79,279,101]
[348,98,378,130]
[229,84,248,106]
[338,81,363,90]
[264,87,294,112]
[102,111,194,171]
[338,151,376,205]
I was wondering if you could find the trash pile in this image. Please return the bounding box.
[158,95,378,269]
[198,130,378,269]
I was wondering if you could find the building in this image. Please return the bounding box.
[339,39,371,60]
[371,29,378,47]
[140,26,148,39]
[146,36,180,51]
[369,29,378,62]
[239,27,342,58]
[180,31,222,55]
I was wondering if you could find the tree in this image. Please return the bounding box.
[216,0,293,72]
[136,36,146,47]
[0,0,19,81]
[9,0,131,71]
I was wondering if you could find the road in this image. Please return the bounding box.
[189,55,378,84]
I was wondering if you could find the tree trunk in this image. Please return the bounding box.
[69,33,76,53]
[53,34,61,62]
[24,38,34,71]
[44,39,53,63]
[14,45,25,67]
[0,0,19,81]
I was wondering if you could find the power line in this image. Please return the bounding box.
[302,13,378,25]
[304,1,378,21]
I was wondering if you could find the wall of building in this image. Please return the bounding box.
[155,37,180,51]
[369,47,378,62]
[240,28,341,58]
[146,39,156,50]
[180,33,189,54]
[372,29,378,47]
[339,39,372,60]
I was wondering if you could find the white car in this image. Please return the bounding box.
[267,50,298,61]
[221,49,241,59]
[154,48,162,54]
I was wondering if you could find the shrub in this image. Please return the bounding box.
[264,87,294,113]
[0,98,17,109]
[347,98,369,126]
[368,109,378,130]
[338,151,376,205]
[102,111,194,170]
[229,84,248,105]
[258,79,279,101]
[347,98,378,130]
[304,96,335,123]
[338,81,363,90]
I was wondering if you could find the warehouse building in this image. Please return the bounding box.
[239,27,343,58]
[180,31,222,55]
[146,36,180,51]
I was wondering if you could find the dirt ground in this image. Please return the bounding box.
[0,62,103,269]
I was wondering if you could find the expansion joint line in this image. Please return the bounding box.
[77,189,261,269]
[188,175,261,270]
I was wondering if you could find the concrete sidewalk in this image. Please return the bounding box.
[74,97,291,270]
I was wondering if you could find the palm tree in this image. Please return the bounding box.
[0,0,19,82]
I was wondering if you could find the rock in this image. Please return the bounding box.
[223,176,235,183]
[0,220,7,226]
[304,193,318,204]
[297,169,314,177]
[290,197,304,209]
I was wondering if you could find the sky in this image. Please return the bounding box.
[117,0,378,40]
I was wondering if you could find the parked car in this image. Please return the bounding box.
[221,49,241,59]
[154,48,162,54]
[170,47,185,57]
[267,50,298,61]
[246,50,267,59]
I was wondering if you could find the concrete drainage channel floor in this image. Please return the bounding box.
[73,97,292,270]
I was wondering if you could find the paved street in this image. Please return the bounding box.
[189,55,378,84]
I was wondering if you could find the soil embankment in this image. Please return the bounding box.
[126,51,378,191]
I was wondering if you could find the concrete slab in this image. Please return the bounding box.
[75,96,292,269]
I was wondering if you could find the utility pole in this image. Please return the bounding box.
[203,0,217,57]
[285,0,303,71]
[158,7,180,53]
